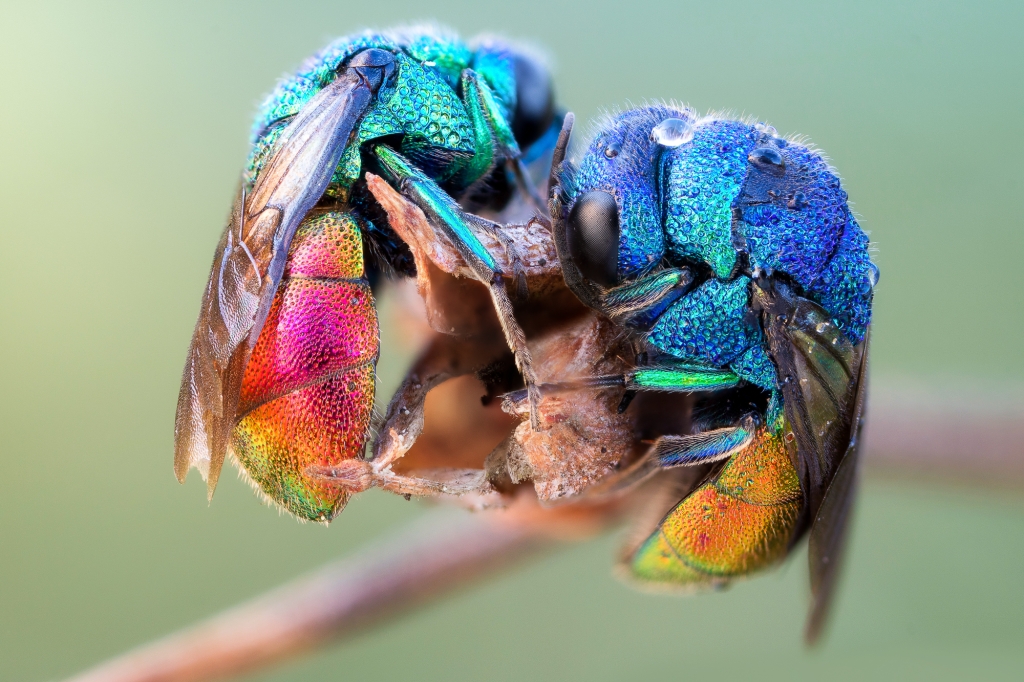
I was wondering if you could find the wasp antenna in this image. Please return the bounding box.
[549,112,574,196]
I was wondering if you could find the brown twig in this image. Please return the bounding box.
[863,383,1024,485]
[65,510,555,682]
[66,390,1023,682]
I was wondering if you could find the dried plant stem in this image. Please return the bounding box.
[66,510,556,682]
[863,389,1024,485]
[66,396,1023,682]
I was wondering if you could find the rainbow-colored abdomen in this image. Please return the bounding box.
[631,423,802,585]
[232,212,378,521]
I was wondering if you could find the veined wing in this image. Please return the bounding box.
[805,331,868,643]
[755,278,869,643]
[174,49,395,497]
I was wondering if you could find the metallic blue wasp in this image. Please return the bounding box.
[546,106,876,641]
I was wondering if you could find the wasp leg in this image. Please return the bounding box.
[598,268,696,329]
[583,415,758,497]
[652,414,758,467]
[305,460,492,498]
[508,365,743,497]
[372,145,530,295]
[535,364,740,396]
[374,145,501,274]
[467,212,529,298]
[486,276,542,429]
[459,70,545,213]
[372,332,506,470]
[521,363,739,438]
[374,145,542,429]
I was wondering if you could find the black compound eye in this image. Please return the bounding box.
[510,54,555,149]
[604,141,621,158]
[566,191,620,286]
[748,147,786,175]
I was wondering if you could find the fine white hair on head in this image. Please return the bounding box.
[568,103,849,182]
[568,100,777,164]
[565,103,626,163]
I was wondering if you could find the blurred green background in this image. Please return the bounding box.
[2,1,1022,680]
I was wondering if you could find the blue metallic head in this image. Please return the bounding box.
[563,105,696,284]
[559,105,874,344]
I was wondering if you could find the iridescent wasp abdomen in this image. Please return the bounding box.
[548,104,875,640]
[174,26,559,521]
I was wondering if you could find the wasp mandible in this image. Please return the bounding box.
[544,107,876,641]
[174,26,559,522]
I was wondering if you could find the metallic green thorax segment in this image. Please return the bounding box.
[333,53,476,189]
[253,33,400,130]
[246,50,477,193]
[628,366,740,392]
[401,31,472,89]
[457,71,522,186]
[246,40,524,202]
[373,145,500,273]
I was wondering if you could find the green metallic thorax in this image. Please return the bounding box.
[333,53,476,190]
[246,34,519,203]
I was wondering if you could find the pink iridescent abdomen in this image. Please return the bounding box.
[232,212,378,520]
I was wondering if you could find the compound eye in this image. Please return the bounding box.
[566,191,620,286]
[511,54,555,149]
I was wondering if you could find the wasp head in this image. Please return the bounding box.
[556,105,876,344]
[558,105,696,292]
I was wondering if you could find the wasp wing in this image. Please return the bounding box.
[174,58,387,497]
[804,331,868,644]
[757,280,869,642]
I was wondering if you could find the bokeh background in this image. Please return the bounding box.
[2,1,1022,680]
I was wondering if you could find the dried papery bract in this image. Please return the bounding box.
[364,173,657,503]
[498,314,641,501]
[361,181,713,546]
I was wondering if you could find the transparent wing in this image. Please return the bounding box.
[756,278,869,643]
[761,284,865,509]
[174,55,388,496]
[805,331,868,644]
